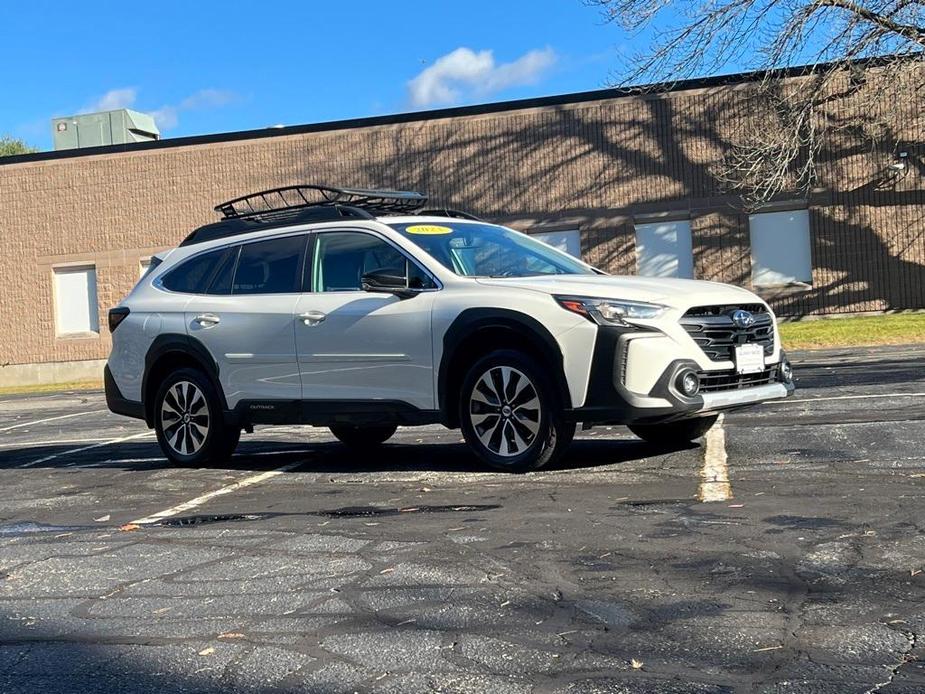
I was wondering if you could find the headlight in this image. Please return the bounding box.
[555,296,668,326]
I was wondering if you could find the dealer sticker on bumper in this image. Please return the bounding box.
[735,343,766,374]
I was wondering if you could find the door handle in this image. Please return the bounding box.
[299,310,327,326]
[194,313,220,327]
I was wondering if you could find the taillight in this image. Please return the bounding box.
[108,307,130,332]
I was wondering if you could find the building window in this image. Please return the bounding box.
[53,265,99,336]
[531,230,581,258]
[634,219,694,279]
[749,209,812,287]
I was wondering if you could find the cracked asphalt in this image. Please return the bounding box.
[1,345,924,693]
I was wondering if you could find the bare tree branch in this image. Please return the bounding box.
[587,0,924,204]
[812,0,925,47]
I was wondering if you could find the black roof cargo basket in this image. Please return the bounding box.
[215,185,428,221]
[179,206,373,246]
[179,185,432,247]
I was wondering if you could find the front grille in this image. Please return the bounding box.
[698,366,777,393]
[681,306,775,362]
[684,304,767,317]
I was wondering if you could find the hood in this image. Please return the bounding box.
[474,275,763,311]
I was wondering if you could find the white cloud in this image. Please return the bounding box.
[149,105,179,130]
[179,88,237,111]
[81,88,138,113]
[149,89,238,130]
[78,87,238,131]
[408,47,557,108]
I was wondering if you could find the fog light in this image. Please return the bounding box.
[780,358,794,383]
[677,369,700,397]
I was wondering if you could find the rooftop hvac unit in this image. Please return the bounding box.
[52,109,160,150]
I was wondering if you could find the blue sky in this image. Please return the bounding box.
[1,1,635,151]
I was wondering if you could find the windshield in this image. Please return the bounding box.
[389,222,597,277]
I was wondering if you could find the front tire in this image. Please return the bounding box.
[459,350,574,472]
[329,424,397,448]
[629,414,719,444]
[154,368,239,466]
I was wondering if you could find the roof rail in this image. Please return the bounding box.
[417,208,483,222]
[215,184,428,221]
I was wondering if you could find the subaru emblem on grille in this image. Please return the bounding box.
[732,309,756,328]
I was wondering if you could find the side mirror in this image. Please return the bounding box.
[361,270,418,299]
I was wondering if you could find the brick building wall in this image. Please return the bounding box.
[0,68,923,377]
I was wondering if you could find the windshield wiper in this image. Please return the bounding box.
[483,273,560,278]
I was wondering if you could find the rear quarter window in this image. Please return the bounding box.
[161,248,231,294]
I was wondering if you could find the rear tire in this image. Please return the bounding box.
[629,414,719,444]
[459,349,574,473]
[153,367,239,466]
[329,424,397,448]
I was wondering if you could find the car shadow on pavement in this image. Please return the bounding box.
[553,438,697,471]
[794,356,925,390]
[0,435,696,474]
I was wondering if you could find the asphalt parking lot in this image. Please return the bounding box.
[1,346,924,694]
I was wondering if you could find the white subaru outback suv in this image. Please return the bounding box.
[105,185,794,472]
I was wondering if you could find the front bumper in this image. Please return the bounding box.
[564,326,794,425]
[700,382,791,410]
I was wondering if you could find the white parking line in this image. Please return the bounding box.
[18,432,154,468]
[130,461,305,525]
[0,437,117,449]
[699,414,731,502]
[0,410,107,433]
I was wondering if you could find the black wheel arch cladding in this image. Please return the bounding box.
[143,333,227,426]
[438,308,572,427]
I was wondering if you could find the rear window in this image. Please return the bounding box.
[161,248,230,294]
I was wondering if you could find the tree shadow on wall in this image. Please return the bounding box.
[276,88,924,316]
[772,205,925,316]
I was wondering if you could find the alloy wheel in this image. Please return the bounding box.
[160,381,210,456]
[469,366,541,457]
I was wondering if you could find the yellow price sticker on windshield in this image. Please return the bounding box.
[405,224,453,235]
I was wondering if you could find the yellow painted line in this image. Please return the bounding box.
[699,414,731,503]
[18,432,154,468]
[130,461,304,525]
[0,410,107,433]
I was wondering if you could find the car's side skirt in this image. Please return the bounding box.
[231,399,442,428]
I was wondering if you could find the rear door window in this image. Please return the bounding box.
[232,235,306,295]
